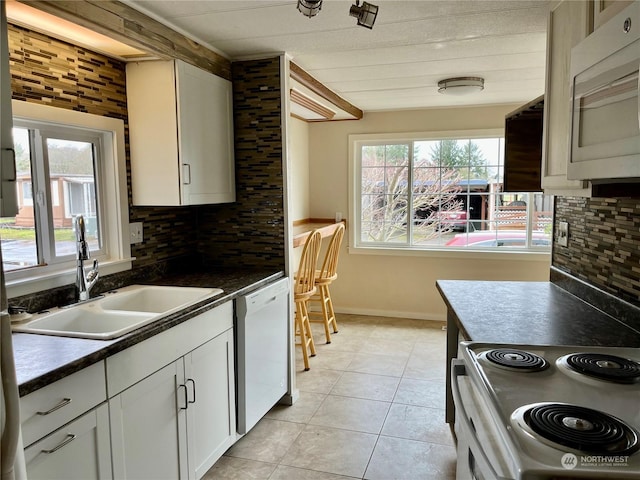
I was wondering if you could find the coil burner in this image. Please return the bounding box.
[518,403,640,455]
[560,353,640,384]
[481,348,549,372]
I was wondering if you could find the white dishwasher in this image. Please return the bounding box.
[235,277,290,434]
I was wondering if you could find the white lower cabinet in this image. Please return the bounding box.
[107,302,236,480]
[24,403,112,480]
[109,360,188,480]
[20,301,236,480]
[186,330,236,479]
[20,361,109,480]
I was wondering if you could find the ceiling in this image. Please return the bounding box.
[7,0,553,113]
[122,0,552,112]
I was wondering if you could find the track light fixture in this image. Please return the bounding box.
[297,0,379,28]
[349,1,379,29]
[297,0,322,18]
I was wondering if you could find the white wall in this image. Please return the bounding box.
[306,105,551,321]
[289,116,310,221]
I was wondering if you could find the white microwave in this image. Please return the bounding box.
[568,1,640,181]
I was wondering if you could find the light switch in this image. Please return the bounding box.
[557,221,568,247]
[130,222,143,244]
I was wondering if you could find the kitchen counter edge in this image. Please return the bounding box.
[13,270,285,397]
[436,279,640,346]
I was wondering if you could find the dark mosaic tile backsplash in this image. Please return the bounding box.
[197,57,285,269]
[7,25,285,309]
[553,196,640,309]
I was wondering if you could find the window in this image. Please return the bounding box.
[4,123,103,270]
[1,101,131,296]
[350,130,553,253]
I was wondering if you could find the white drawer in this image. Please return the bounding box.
[106,301,233,397]
[24,403,112,480]
[21,361,106,447]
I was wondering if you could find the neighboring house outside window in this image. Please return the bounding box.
[1,101,131,297]
[349,130,553,254]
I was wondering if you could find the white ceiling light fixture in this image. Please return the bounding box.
[297,0,323,18]
[438,77,485,96]
[349,1,379,29]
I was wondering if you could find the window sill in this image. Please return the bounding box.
[348,245,551,262]
[6,258,134,299]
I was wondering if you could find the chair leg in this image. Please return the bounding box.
[295,301,311,371]
[301,300,316,357]
[319,285,332,344]
[324,284,339,334]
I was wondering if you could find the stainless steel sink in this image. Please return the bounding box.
[12,285,223,340]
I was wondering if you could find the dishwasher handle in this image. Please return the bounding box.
[238,278,290,315]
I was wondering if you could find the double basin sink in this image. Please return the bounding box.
[13,285,223,340]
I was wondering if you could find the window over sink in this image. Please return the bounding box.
[1,101,131,296]
[349,129,553,255]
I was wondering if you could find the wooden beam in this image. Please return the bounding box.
[290,61,363,120]
[290,88,336,120]
[17,0,232,80]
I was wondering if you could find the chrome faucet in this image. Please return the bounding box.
[74,215,99,302]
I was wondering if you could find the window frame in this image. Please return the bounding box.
[12,120,106,266]
[348,129,552,259]
[5,100,132,297]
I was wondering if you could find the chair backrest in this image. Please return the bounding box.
[295,230,322,297]
[318,223,345,281]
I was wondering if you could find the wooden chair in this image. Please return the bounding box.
[294,230,322,371]
[308,223,345,344]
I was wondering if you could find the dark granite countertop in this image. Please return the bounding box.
[436,280,640,347]
[13,269,284,397]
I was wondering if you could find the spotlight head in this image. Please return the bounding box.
[349,1,378,29]
[297,0,323,18]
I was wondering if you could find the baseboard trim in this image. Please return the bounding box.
[280,390,298,406]
[333,306,446,323]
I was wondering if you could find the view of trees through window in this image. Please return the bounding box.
[357,137,553,249]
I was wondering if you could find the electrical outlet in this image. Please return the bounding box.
[557,221,569,247]
[129,222,143,244]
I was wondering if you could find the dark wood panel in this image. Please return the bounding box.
[503,95,543,192]
[17,0,232,80]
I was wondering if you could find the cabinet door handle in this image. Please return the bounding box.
[186,378,196,405]
[37,398,71,415]
[41,433,76,454]
[178,384,188,410]
[182,163,191,185]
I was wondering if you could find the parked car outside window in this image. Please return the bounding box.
[445,230,551,247]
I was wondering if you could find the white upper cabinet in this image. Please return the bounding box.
[541,0,592,196]
[126,60,235,206]
[593,0,634,30]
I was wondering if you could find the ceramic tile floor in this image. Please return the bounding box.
[204,314,456,480]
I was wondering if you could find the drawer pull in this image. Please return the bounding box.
[37,398,71,415]
[41,433,76,454]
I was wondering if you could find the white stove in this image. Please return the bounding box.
[452,342,640,479]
